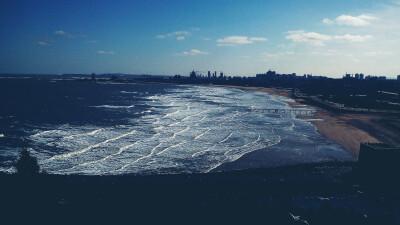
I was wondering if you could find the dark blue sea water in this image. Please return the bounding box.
[0,77,352,174]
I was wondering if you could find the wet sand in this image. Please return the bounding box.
[216,85,400,158]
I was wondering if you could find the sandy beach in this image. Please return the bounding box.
[217,85,400,158]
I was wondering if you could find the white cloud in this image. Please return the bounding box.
[249,37,268,41]
[323,14,376,26]
[37,41,49,46]
[191,27,200,31]
[217,36,252,45]
[365,51,394,56]
[333,34,372,42]
[286,30,372,46]
[217,43,237,47]
[97,51,114,55]
[86,40,99,44]
[217,36,268,46]
[322,18,334,24]
[286,30,332,46]
[170,31,190,36]
[54,30,75,38]
[156,31,191,40]
[203,38,211,41]
[54,30,66,35]
[175,49,208,56]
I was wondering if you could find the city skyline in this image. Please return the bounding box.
[1,0,399,78]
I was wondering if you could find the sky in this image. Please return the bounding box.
[0,0,399,78]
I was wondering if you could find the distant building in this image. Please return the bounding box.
[360,73,364,80]
[208,71,211,78]
[378,76,386,80]
[397,75,400,81]
[190,70,196,79]
[256,70,276,79]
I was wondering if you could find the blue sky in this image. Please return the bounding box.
[0,0,399,78]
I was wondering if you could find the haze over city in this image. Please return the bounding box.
[0,0,399,78]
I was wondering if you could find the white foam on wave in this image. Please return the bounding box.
[31,130,59,137]
[224,134,261,156]
[92,105,135,109]
[162,110,180,118]
[62,128,102,140]
[219,132,234,143]
[47,130,137,161]
[171,126,190,138]
[156,142,184,155]
[0,134,4,138]
[120,91,138,94]
[74,141,139,168]
[116,142,163,172]
[191,143,217,157]
[193,128,210,140]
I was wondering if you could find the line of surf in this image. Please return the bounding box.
[47,130,137,161]
[171,126,190,138]
[76,141,139,168]
[116,142,163,172]
[62,128,102,140]
[156,142,184,155]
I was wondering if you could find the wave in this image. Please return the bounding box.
[31,130,59,137]
[191,143,218,158]
[193,128,210,140]
[156,142,184,156]
[62,128,102,140]
[116,142,163,172]
[171,126,190,138]
[162,110,180,118]
[92,105,135,109]
[68,141,139,169]
[120,91,138,94]
[47,130,137,161]
[0,134,4,138]
[182,110,206,121]
[219,132,234,143]
[224,134,261,156]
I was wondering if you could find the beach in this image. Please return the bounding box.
[217,85,400,158]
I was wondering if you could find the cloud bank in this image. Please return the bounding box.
[286,30,372,46]
[175,49,208,56]
[217,36,267,46]
[323,14,376,26]
[97,51,114,55]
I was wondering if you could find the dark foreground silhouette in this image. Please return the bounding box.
[1,158,400,225]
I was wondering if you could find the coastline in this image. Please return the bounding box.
[215,85,400,158]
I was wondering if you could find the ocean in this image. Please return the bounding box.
[0,77,352,175]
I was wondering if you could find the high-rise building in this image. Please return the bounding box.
[397,75,400,81]
[208,71,211,78]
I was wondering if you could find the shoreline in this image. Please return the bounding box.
[215,85,400,158]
